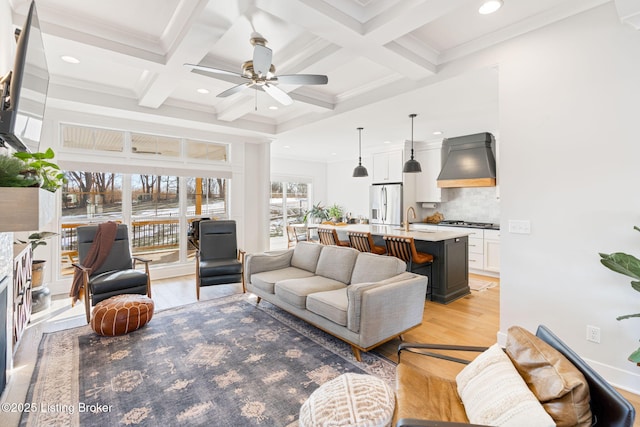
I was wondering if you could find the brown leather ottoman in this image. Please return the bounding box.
[91,294,154,336]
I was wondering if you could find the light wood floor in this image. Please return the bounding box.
[2,274,639,426]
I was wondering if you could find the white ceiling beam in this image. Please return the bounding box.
[615,0,640,29]
[256,0,435,79]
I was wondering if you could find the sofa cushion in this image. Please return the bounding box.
[505,326,592,427]
[291,242,323,272]
[456,343,555,427]
[350,252,406,284]
[306,288,348,326]
[315,245,359,284]
[250,267,315,294]
[275,276,346,309]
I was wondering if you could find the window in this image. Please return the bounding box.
[185,139,227,161]
[186,177,228,218]
[62,126,124,152]
[270,181,309,249]
[131,133,180,157]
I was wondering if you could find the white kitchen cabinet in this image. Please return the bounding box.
[372,150,403,183]
[483,229,501,273]
[414,144,447,202]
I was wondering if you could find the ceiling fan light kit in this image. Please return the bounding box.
[403,113,422,173]
[184,32,328,106]
[352,127,368,178]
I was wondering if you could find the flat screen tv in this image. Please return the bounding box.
[0,1,49,153]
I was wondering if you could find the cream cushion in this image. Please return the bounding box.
[299,373,395,427]
[456,343,555,427]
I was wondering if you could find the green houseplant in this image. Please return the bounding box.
[303,202,329,223]
[327,203,344,222]
[599,225,640,364]
[12,148,66,192]
[0,155,39,188]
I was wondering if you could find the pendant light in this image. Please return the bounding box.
[352,127,368,177]
[403,113,422,173]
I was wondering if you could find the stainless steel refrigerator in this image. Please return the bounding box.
[370,183,403,225]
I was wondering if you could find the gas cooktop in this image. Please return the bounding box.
[439,220,500,230]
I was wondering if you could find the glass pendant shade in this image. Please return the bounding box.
[403,113,422,173]
[352,127,368,177]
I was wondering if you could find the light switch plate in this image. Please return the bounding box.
[508,220,531,234]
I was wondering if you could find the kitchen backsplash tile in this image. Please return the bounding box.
[421,187,499,223]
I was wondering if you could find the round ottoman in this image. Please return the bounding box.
[299,373,395,427]
[91,294,154,336]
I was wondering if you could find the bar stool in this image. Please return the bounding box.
[318,227,350,247]
[347,231,386,255]
[383,235,434,299]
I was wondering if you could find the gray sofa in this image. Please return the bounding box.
[245,241,428,361]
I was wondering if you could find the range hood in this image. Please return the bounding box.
[437,132,497,188]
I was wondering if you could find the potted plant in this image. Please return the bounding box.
[12,147,66,192]
[599,225,640,364]
[327,203,345,222]
[0,155,39,187]
[303,202,329,223]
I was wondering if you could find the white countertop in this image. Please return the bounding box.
[318,223,471,242]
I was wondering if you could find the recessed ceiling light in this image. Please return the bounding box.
[197,88,209,94]
[433,131,443,135]
[61,55,80,64]
[383,140,391,144]
[331,152,337,156]
[479,0,503,15]
[283,145,290,149]
[268,105,278,110]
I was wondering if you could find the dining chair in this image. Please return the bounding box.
[286,224,307,248]
[317,227,350,247]
[347,231,386,255]
[383,235,433,299]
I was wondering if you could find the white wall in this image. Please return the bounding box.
[493,4,640,391]
[326,156,372,219]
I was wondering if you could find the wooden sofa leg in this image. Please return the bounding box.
[256,296,261,304]
[351,346,362,362]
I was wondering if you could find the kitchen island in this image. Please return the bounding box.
[319,224,470,304]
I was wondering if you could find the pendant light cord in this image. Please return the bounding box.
[358,127,363,165]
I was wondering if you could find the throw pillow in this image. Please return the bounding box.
[456,343,555,427]
[505,326,592,427]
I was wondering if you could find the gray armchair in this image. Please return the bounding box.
[73,224,151,322]
[196,220,244,299]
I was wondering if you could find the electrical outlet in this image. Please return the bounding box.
[586,325,601,343]
[508,220,531,234]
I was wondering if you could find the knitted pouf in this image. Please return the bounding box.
[299,373,395,427]
[90,294,154,336]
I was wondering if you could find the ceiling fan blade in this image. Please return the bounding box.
[275,74,328,85]
[184,63,243,78]
[252,44,272,77]
[217,83,253,98]
[263,83,293,106]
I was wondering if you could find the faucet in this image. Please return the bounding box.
[405,206,416,232]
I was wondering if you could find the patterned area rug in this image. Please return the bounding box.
[21,294,395,427]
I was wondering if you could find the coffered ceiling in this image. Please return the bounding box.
[7,0,636,161]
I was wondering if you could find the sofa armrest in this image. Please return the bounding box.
[245,249,294,282]
[397,418,488,427]
[347,273,427,343]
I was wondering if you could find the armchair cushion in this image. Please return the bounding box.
[456,344,555,426]
[199,258,242,277]
[505,326,592,427]
[91,269,148,295]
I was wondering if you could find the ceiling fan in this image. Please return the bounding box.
[185,32,328,106]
